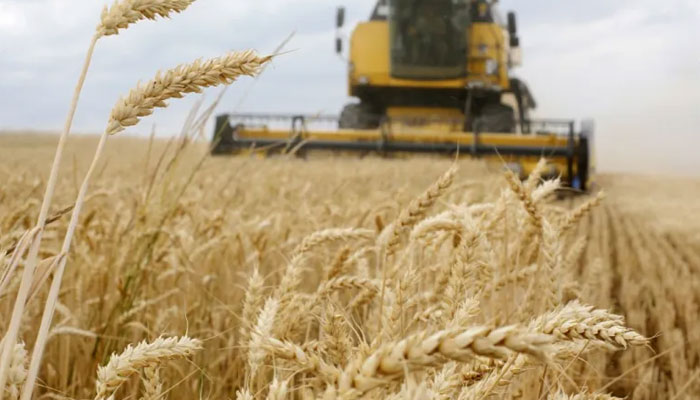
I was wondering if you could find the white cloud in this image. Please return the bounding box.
[0,3,28,33]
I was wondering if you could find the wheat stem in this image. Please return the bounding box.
[1,34,99,400]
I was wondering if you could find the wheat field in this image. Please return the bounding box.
[2,1,700,399]
[1,133,699,399]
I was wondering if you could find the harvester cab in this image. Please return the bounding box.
[212,0,594,191]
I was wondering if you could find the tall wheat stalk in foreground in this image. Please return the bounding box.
[20,49,269,399]
[0,2,197,399]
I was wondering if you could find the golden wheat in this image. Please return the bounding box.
[1,2,699,398]
[2,134,698,399]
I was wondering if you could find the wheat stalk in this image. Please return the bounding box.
[0,35,100,400]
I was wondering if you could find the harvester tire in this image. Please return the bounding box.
[477,103,516,133]
[339,103,380,129]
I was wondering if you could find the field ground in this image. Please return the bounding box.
[1,132,699,399]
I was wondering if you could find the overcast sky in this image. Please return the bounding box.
[1,0,699,175]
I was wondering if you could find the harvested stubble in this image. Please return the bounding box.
[3,133,700,399]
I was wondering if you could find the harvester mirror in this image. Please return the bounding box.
[335,37,343,54]
[507,12,519,47]
[336,7,345,28]
[507,12,517,35]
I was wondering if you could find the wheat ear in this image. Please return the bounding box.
[525,158,548,192]
[409,216,464,244]
[548,390,623,400]
[107,50,271,135]
[264,338,340,383]
[138,365,162,400]
[235,389,254,400]
[97,0,195,37]
[324,247,351,281]
[385,166,457,256]
[238,267,265,361]
[94,336,201,400]
[560,191,606,234]
[532,178,561,203]
[265,378,289,400]
[321,308,354,367]
[2,342,27,400]
[274,228,374,309]
[317,276,380,298]
[541,220,563,310]
[530,301,648,349]
[504,170,542,232]
[337,325,553,397]
[247,298,279,386]
[295,228,375,256]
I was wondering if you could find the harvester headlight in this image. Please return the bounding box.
[485,59,498,75]
[357,75,369,85]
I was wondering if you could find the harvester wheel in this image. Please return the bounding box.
[339,103,380,129]
[477,103,516,133]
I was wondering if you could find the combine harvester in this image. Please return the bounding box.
[212,0,594,190]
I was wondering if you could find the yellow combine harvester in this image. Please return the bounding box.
[212,0,593,190]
